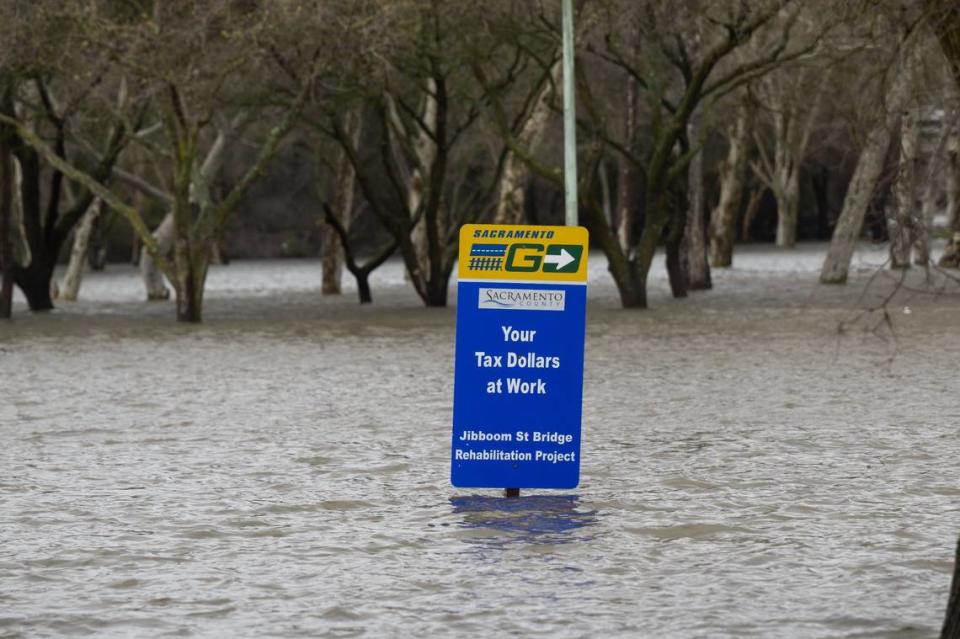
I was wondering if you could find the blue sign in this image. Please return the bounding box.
[451,224,589,489]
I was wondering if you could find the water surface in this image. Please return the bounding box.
[2,247,959,638]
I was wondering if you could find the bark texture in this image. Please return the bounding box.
[752,70,825,249]
[685,113,711,289]
[58,199,101,301]
[710,99,751,267]
[0,86,13,319]
[939,131,960,267]
[915,109,953,265]
[322,110,360,295]
[141,212,174,300]
[774,172,800,248]
[820,61,911,284]
[399,80,439,280]
[889,110,918,269]
[494,62,559,225]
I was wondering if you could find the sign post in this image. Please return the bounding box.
[562,0,578,227]
[451,224,588,491]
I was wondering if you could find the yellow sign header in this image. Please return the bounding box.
[458,224,589,283]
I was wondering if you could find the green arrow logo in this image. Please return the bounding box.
[542,244,583,273]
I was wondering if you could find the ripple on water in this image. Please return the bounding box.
[3,258,960,637]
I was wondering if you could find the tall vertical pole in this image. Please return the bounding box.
[505,0,578,500]
[562,0,578,227]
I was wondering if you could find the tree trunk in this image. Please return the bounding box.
[405,80,438,278]
[356,272,372,304]
[617,74,639,252]
[939,133,960,268]
[666,238,688,298]
[942,536,960,639]
[774,170,800,248]
[820,127,894,283]
[87,212,107,271]
[141,211,174,300]
[685,114,711,290]
[494,61,559,225]
[710,100,751,267]
[14,259,55,311]
[175,243,208,323]
[0,91,13,319]
[915,109,953,265]
[495,154,531,225]
[741,187,764,242]
[821,46,913,283]
[58,198,101,302]
[666,212,689,299]
[889,110,918,269]
[608,255,646,308]
[322,111,360,295]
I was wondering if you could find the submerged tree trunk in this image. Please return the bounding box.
[322,202,396,304]
[940,131,960,268]
[141,211,174,300]
[15,260,55,311]
[59,199,102,302]
[322,111,360,295]
[774,170,800,248]
[710,100,751,267]
[0,92,13,319]
[403,80,439,278]
[820,126,895,283]
[943,535,960,639]
[889,110,918,268]
[915,110,952,265]
[174,239,209,323]
[666,228,688,298]
[685,114,711,290]
[821,61,911,284]
[616,71,640,253]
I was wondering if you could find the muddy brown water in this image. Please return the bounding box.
[2,247,959,637]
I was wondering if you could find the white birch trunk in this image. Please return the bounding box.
[710,99,750,267]
[322,111,360,295]
[408,79,438,279]
[58,198,102,301]
[12,156,29,267]
[753,71,826,249]
[141,211,174,300]
[494,62,560,225]
[774,169,800,248]
[820,60,912,284]
[819,127,896,283]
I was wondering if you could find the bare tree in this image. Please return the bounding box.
[820,36,917,284]
[751,63,828,248]
[3,2,318,322]
[575,0,820,307]
[321,110,360,296]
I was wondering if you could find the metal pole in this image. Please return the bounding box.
[562,0,578,227]
[505,0,577,501]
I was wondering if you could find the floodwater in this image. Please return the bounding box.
[2,243,960,638]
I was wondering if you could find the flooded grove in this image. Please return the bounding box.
[2,244,960,638]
